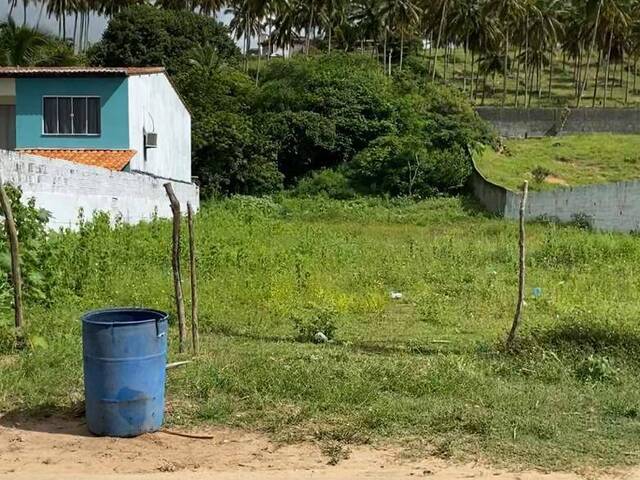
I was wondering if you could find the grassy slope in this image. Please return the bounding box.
[476,134,640,191]
[2,196,640,469]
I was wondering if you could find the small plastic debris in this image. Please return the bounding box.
[532,287,543,299]
[390,292,404,300]
[314,332,329,343]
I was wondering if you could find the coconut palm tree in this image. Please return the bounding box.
[393,0,421,70]
[350,0,384,59]
[227,0,267,67]
[0,18,49,66]
[46,0,71,39]
[484,0,526,106]
[448,0,484,90]
[319,0,347,53]
[188,42,223,76]
[271,0,300,57]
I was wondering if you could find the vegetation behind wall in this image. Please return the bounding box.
[89,7,495,198]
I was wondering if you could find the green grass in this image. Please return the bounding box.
[2,196,640,470]
[476,134,640,191]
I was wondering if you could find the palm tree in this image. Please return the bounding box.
[195,0,224,15]
[188,42,223,76]
[598,0,630,106]
[533,0,565,100]
[576,0,604,107]
[394,0,421,70]
[8,0,19,22]
[271,0,299,57]
[319,0,347,53]
[350,0,384,59]
[0,19,49,66]
[46,0,71,39]
[484,0,526,106]
[226,0,267,67]
[448,0,483,90]
[427,0,448,81]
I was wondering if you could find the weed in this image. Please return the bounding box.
[320,441,351,465]
[291,305,338,342]
[531,166,553,183]
[575,355,619,383]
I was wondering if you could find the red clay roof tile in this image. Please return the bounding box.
[20,149,136,171]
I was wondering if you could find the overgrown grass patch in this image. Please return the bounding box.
[1,196,640,469]
[476,134,640,191]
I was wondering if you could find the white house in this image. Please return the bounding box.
[0,66,198,228]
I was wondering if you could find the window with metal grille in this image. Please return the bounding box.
[43,96,101,135]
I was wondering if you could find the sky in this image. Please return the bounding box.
[0,5,233,45]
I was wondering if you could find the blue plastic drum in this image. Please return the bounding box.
[82,308,168,437]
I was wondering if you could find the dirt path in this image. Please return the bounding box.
[0,416,635,480]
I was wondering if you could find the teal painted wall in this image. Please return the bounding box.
[15,77,129,149]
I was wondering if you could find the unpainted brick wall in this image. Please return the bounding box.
[470,164,640,232]
[0,149,199,230]
[476,107,640,138]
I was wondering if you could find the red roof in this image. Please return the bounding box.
[20,149,136,171]
[0,67,166,78]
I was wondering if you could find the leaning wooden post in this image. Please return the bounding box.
[507,181,529,350]
[187,202,199,356]
[0,179,24,330]
[164,183,186,354]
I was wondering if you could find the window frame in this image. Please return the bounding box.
[42,95,102,137]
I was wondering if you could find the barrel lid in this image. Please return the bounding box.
[82,308,168,326]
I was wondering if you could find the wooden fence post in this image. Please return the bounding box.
[0,179,24,330]
[507,181,529,350]
[164,183,186,354]
[187,203,199,355]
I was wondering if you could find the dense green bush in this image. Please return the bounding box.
[192,112,283,196]
[256,54,397,176]
[88,5,240,75]
[348,136,471,197]
[0,187,54,312]
[259,111,338,182]
[255,54,493,195]
[174,64,282,196]
[90,10,495,197]
[295,169,356,200]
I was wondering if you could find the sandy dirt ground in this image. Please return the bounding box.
[0,415,638,480]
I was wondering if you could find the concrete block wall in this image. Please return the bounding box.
[476,107,640,138]
[0,149,199,230]
[471,164,640,232]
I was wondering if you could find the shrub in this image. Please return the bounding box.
[192,112,283,197]
[349,136,472,197]
[291,305,339,343]
[256,54,397,180]
[532,166,552,183]
[259,111,338,183]
[0,186,54,309]
[295,169,356,200]
[575,355,619,383]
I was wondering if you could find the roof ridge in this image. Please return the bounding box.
[0,66,166,77]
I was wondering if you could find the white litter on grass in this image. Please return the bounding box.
[390,292,404,300]
[314,332,329,343]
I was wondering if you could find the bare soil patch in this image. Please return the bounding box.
[0,415,635,480]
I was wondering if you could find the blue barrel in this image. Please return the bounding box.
[82,308,168,437]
